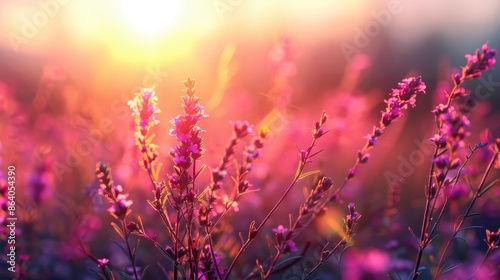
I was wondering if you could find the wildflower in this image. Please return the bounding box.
[282,239,298,254]
[239,126,268,175]
[128,88,161,137]
[97,258,109,268]
[207,121,253,204]
[272,225,289,235]
[168,78,206,196]
[462,43,497,80]
[381,77,426,129]
[96,162,114,196]
[346,203,361,234]
[107,193,133,219]
[485,228,500,249]
[439,106,471,151]
[128,88,161,170]
[232,120,252,138]
[353,77,425,170]
[127,222,141,233]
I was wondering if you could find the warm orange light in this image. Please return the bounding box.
[121,0,180,37]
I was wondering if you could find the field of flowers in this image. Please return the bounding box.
[1,1,500,279]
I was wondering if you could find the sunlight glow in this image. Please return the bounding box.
[121,0,180,37]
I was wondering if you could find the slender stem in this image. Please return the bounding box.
[433,151,498,279]
[427,146,480,240]
[224,137,319,279]
[122,218,139,280]
[304,238,344,278]
[411,79,464,279]
[207,227,222,280]
[469,247,494,279]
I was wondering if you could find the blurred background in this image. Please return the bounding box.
[1,0,500,279]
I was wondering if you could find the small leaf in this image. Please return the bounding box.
[147,199,157,210]
[294,162,302,178]
[195,164,207,179]
[110,222,124,239]
[298,170,321,181]
[134,239,141,256]
[458,225,483,232]
[138,216,145,232]
[309,149,325,159]
[408,226,420,246]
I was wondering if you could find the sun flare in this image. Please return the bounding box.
[121,0,180,37]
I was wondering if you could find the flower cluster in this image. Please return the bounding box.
[345,203,361,236]
[432,106,471,152]
[462,43,497,80]
[169,78,206,198]
[128,88,161,171]
[239,126,268,176]
[276,177,334,253]
[208,121,252,204]
[349,77,426,179]
[96,162,133,219]
[381,76,426,129]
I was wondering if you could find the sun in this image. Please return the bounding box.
[121,0,181,37]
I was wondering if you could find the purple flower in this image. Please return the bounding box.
[463,43,497,80]
[128,88,161,137]
[232,120,253,138]
[439,106,470,151]
[272,225,289,234]
[485,228,500,249]
[381,76,426,129]
[107,193,133,219]
[97,258,109,268]
[390,76,426,109]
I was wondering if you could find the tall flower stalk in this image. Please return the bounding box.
[411,43,497,280]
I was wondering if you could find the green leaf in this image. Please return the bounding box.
[298,170,320,181]
[110,222,125,239]
[87,268,108,280]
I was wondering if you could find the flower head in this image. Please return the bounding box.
[97,258,109,268]
[485,228,500,249]
[381,77,426,129]
[463,43,497,80]
[107,193,133,219]
[128,88,161,137]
